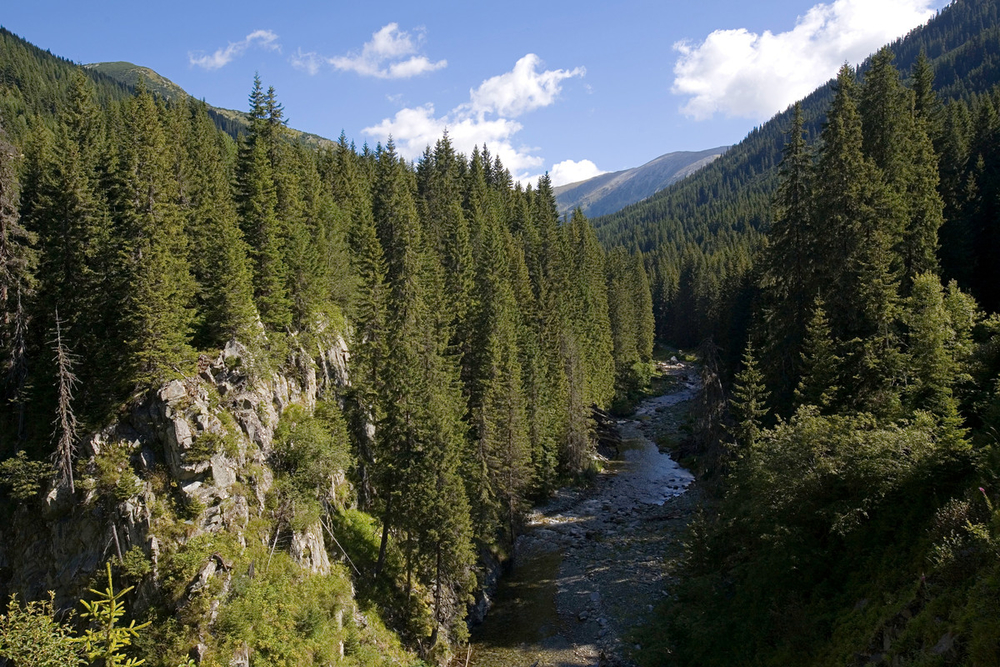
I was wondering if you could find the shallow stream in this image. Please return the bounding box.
[467,361,700,667]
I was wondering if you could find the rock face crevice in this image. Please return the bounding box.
[0,335,351,611]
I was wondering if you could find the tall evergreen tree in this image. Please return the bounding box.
[905,272,962,428]
[813,65,903,416]
[113,87,196,386]
[759,103,815,403]
[793,298,841,412]
[184,100,258,348]
[236,77,291,332]
[566,209,615,409]
[0,120,35,441]
[728,342,770,450]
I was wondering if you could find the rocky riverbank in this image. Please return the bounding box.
[468,360,701,667]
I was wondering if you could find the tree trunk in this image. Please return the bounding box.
[373,495,392,581]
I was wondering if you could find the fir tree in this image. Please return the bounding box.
[911,50,942,140]
[566,209,615,409]
[814,65,903,415]
[905,272,962,426]
[184,100,258,348]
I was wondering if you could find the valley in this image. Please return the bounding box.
[469,361,698,667]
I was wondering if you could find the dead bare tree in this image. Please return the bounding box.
[52,309,79,494]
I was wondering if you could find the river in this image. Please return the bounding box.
[466,360,700,667]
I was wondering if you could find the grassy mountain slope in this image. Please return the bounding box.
[554,146,727,218]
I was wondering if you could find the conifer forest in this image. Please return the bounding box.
[4,0,1000,665]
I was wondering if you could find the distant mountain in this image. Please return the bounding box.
[84,61,333,147]
[554,147,727,218]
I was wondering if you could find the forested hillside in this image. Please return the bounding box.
[0,27,319,145]
[632,2,1000,663]
[594,0,1000,370]
[0,30,656,665]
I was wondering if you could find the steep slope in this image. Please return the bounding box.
[554,147,727,218]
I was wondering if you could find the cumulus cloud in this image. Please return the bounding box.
[314,23,446,79]
[549,159,606,187]
[364,104,541,178]
[672,0,940,120]
[364,54,585,182]
[470,54,585,117]
[189,30,280,71]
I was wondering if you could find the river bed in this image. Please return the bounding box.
[467,361,700,667]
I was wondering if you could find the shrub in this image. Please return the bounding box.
[0,451,50,502]
[0,592,83,666]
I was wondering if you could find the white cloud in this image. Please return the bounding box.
[469,54,585,117]
[672,0,940,121]
[364,54,585,182]
[364,104,542,178]
[319,23,446,79]
[290,49,323,76]
[189,30,280,71]
[550,159,606,187]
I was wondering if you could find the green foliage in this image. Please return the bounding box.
[632,7,1000,664]
[213,555,353,667]
[727,343,769,450]
[273,403,350,495]
[77,563,151,667]
[88,443,142,503]
[0,593,83,666]
[120,547,152,581]
[0,450,49,501]
[794,299,841,411]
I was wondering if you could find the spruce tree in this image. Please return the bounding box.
[911,50,942,141]
[905,272,962,425]
[236,78,291,333]
[760,103,815,403]
[606,247,641,401]
[113,86,196,386]
[184,100,258,348]
[0,121,35,439]
[814,65,903,416]
[631,253,656,363]
[794,299,841,412]
[338,137,385,508]
[566,209,615,409]
[729,342,770,450]
[466,195,530,545]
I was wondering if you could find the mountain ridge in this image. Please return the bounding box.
[554,146,728,218]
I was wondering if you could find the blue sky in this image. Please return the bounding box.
[4,0,949,185]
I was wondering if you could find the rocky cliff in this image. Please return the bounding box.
[0,336,389,665]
